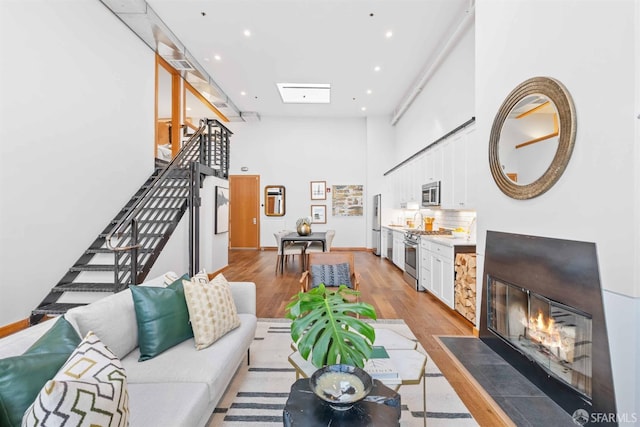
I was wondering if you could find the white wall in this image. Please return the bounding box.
[0,1,156,325]
[200,177,230,274]
[476,0,638,419]
[393,20,475,161]
[228,117,372,249]
[366,116,395,245]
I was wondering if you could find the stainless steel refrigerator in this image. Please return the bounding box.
[372,194,381,256]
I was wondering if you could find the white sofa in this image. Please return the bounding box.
[0,273,257,427]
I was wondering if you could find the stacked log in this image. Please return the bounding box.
[454,253,477,324]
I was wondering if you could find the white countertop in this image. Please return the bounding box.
[421,235,476,247]
[382,225,476,247]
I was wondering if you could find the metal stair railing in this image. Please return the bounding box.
[29,119,232,323]
[106,118,231,290]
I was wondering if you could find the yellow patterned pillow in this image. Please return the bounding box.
[22,331,129,427]
[182,273,241,350]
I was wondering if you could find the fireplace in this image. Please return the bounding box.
[488,277,592,399]
[480,232,616,425]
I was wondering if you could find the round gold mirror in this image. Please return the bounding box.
[489,77,576,199]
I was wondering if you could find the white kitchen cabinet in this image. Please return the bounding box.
[451,133,466,209]
[390,159,421,208]
[420,239,455,309]
[392,230,405,270]
[440,140,454,208]
[440,125,475,210]
[424,145,442,184]
[437,125,476,210]
[460,125,476,209]
[419,239,431,292]
[435,255,454,307]
[452,126,475,209]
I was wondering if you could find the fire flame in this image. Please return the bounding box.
[525,310,563,349]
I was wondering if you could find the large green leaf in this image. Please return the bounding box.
[285,284,377,368]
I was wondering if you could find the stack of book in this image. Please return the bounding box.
[364,346,401,384]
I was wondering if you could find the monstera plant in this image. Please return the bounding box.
[285,284,377,368]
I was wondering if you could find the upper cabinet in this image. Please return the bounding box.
[441,124,475,210]
[424,145,442,184]
[386,122,476,211]
[452,126,475,209]
[441,139,454,208]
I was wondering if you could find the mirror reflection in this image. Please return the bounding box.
[265,186,286,216]
[488,76,576,200]
[499,94,560,186]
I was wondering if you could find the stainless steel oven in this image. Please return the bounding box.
[403,232,421,291]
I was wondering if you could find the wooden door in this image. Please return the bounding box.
[229,175,260,249]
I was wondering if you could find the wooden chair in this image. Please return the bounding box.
[299,252,361,293]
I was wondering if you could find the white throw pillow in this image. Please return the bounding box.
[64,290,137,360]
[182,273,241,350]
[22,332,129,427]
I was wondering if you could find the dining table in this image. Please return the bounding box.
[280,231,326,274]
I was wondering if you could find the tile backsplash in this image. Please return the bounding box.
[393,209,476,232]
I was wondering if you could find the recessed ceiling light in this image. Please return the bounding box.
[243,29,251,37]
[366,89,372,95]
[361,107,367,112]
[186,107,192,111]
[240,91,246,96]
[214,55,221,61]
[385,30,393,38]
[374,66,381,72]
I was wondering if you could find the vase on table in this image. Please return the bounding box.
[297,223,311,236]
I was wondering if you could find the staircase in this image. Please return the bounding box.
[30,119,232,324]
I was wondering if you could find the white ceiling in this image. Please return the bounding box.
[147,0,472,119]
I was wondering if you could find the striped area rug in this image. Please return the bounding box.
[208,319,477,427]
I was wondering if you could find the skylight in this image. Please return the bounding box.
[276,83,331,104]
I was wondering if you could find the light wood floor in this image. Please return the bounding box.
[223,249,507,426]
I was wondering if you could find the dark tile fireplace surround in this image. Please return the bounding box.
[479,231,617,426]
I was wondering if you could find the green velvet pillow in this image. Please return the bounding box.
[0,317,80,427]
[131,275,193,361]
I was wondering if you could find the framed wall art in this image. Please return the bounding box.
[310,181,326,200]
[332,184,363,216]
[310,205,327,224]
[215,186,229,234]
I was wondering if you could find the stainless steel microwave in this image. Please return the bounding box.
[421,181,441,207]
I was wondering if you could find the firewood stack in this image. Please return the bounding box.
[454,253,477,324]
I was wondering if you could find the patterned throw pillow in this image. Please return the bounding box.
[310,263,352,288]
[0,317,80,427]
[182,273,241,350]
[22,332,129,427]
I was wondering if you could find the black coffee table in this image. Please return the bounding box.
[283,378,401,427]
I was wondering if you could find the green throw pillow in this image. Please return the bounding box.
[131,275,193,361]
[0,317,80,427]
[25,316,82,355]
